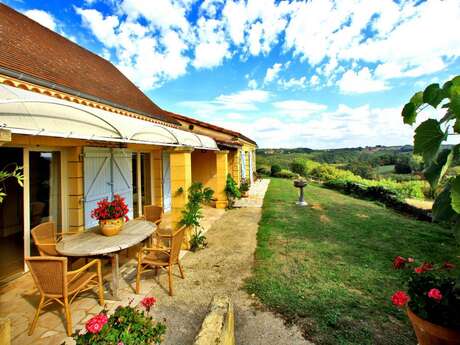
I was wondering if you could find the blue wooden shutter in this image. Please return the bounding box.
[249,151,254,184]
[83,147,112,229]
[241,151,246,181]
[162,151,171,212]
[112,149,134,221]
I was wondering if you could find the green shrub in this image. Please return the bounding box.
[290,160,306,176]
[225,174,241,209]
[342,162,376,179]
[257,167,271,176]
[270,164,282,176]
[240,180,250,193]
[273,169,298,179]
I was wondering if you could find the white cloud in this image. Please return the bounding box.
[23,9,57,31]
[273,100,327,118]
[179,89,270,118]
[338,67,388,94]
[193,18,230,69]
[278,76,307,89]
[76,7,119,47]
[248,79,258,89]
[310,75,319,87]
[263,63,283,84]
[215,89,270,110]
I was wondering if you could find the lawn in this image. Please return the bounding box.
[246,178,459,345]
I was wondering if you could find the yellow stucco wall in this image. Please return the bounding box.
[192,150,217,190]
[191,150,228,209]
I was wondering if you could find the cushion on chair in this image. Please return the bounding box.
[142,251,170,266]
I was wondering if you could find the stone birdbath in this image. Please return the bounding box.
[294,179,308,206]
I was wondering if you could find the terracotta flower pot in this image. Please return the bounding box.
[99,218,124,236]
[407,308,460,345]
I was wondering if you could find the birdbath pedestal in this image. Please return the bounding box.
[294,180,308,206]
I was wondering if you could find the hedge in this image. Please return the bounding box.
[324,179,431,221]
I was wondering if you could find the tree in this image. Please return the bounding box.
[270,164,281,176]
[401,75,460,235]
[290,160,306,176]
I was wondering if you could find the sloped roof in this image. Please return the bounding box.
[168,111,258,146]
[0,4,179,125]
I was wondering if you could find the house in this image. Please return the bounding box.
[0,4,257,283]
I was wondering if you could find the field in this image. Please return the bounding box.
[246,178,458,345]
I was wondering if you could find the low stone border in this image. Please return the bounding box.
[0,317,11,345]
[193,295,235,345]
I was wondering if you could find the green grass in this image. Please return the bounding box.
[246,178,458,345]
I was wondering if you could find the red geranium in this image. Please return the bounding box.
[427,288,443,301]
[393,256,407,269]
[85,313,108,334]
[140,296,157,312]
[391,291,410,307]
[91,194,129,221]
[414,262,433,274]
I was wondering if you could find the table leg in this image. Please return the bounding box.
[105,253,121,301]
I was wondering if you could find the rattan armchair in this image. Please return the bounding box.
[140,205,167,246]
[26,256,104,336]
[135,225,186,296]
[31,222,61,256]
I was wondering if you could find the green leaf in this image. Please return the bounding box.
[451,94,460,117]
[423,83,445,108]
[452,75,460,86]
[410,91,424,108]
[432,183,456,222]
[402,102,416,124]
[451,176,460,214]
[424,149,453,189]
[413,119,446,164]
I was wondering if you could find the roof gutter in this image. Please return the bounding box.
[0,66,180,126]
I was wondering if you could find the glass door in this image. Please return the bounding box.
[0,148,24,282]
[29,151,62,256]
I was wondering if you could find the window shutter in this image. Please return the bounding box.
[241,151,246,181]
[83,147,112,229]
[162,151,171,212]
[112,149,134,221]
[249,151,254,184]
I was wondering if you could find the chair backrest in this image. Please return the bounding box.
[31,222,59,256]
[170,225,186,264]
[143,205,162,223]
[25,256,67,297]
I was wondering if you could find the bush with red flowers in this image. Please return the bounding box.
[391,256,460,329]
[73,297,165,345]
[91,194,129,221]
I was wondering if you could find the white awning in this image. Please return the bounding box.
[0,84,218,150]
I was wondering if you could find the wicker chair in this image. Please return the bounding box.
[142,205,167,246]
[135,225,186,296]
[25,256,104,336]
[31,222,61,256]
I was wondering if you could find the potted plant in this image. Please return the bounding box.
[179,182,214,251]
[224,174,241,209]
[91,194,129,236]
[73,296,166,344]
[391,256,460,345]
[239,179,250,198]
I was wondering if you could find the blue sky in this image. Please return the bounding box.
[4,0,460,148]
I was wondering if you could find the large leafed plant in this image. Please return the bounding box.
[402,75,460,232]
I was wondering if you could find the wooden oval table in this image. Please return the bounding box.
[56,219,156,300]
